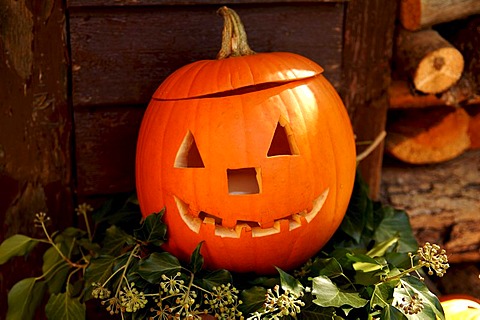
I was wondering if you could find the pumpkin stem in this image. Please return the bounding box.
[217,6,256,59]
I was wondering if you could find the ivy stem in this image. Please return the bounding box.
[114,244,141,298]
[216,6,256,59]
[383,265,423,283]
[40,220,85,268]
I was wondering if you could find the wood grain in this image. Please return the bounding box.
[399,0,480,31]
[385,106,471,164]
[0,0,73,319]
[342,0,398,198]
[74,107,145,196]
[68,0,348,6]
[382,149,480,263]
[70,4,344,107]
[395,28,463,94]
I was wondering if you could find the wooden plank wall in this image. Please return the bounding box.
[68,1,347,199]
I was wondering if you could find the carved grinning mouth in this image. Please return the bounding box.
[173,188,329,238]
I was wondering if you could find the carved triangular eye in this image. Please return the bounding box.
[175,131,205,168]
[267,119,299,157]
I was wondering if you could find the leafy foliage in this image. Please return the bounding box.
[0,176,447,319]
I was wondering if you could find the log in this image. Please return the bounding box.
[381,149,480,263]
[388,80,480,109]
[466,106,480,149]
[437,16,480,105]
[385,106,471,164]
[395,28,464,94]
[399,0,480,31]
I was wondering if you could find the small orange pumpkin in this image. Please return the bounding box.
[136,7,356,274]
[440,295,480,320]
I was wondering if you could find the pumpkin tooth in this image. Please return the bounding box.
[252,226,280,238]
[259,220,275,228]
[203,216,216,225]
[200,217,216,234]
[214,225,238,238]
[288,214,302,231]
[292,212,308,225]
[274,219,290,232]
[235,223,252,237]
[221,219,237,229]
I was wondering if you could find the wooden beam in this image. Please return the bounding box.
[67,0,349,7]
[342,0,397,199]
[399,0,480,31]
[0,0,73,318]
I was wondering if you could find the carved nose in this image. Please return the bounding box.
[227,167,261,195]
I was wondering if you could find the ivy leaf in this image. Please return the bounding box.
[196,269,232,290]
[381,305,408,320]
[370,282,395,310]
[189,242,204,274]
[348,253,386,273]
[101,225,135,256]
[276,267,304,296]
[137,252,181,283]
[366,236,399,258]
[83,255,116,299]
[393,277,445,320]
[301,306,342,319]
[311,275,368,309]
[92,193,142,232]
[6,278,46,320]
[339,176,371,243]
[45,292,86,320]
[0,234,39,264]
[311,257,344,279]
[42,246,70,294]
[133,210,166,247]
[373,206,418,253]
[239,286,267,315]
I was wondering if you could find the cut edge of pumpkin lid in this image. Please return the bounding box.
[152,52,324,101]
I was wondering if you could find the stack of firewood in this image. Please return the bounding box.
[386,0,480,164]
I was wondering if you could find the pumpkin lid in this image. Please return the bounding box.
[153,52,324,100]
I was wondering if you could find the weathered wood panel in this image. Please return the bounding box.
[69,3,345,108]
[342,0,398,198]
[69,0,348,6]
[381,150,480,263]
[75,107,145,195]
[0,0,73,319]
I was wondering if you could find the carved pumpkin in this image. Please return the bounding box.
[136,7,356,274]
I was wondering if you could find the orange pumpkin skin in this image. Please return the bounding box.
[135,51,356,274]
[440,295,480,320]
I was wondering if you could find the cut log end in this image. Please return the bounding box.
[414,47,464,94]
[386,107,471,164]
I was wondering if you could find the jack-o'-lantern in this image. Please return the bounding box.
[135,7,356,274]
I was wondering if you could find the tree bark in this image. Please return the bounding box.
[395,28,464,94]
[399,0,480,31]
